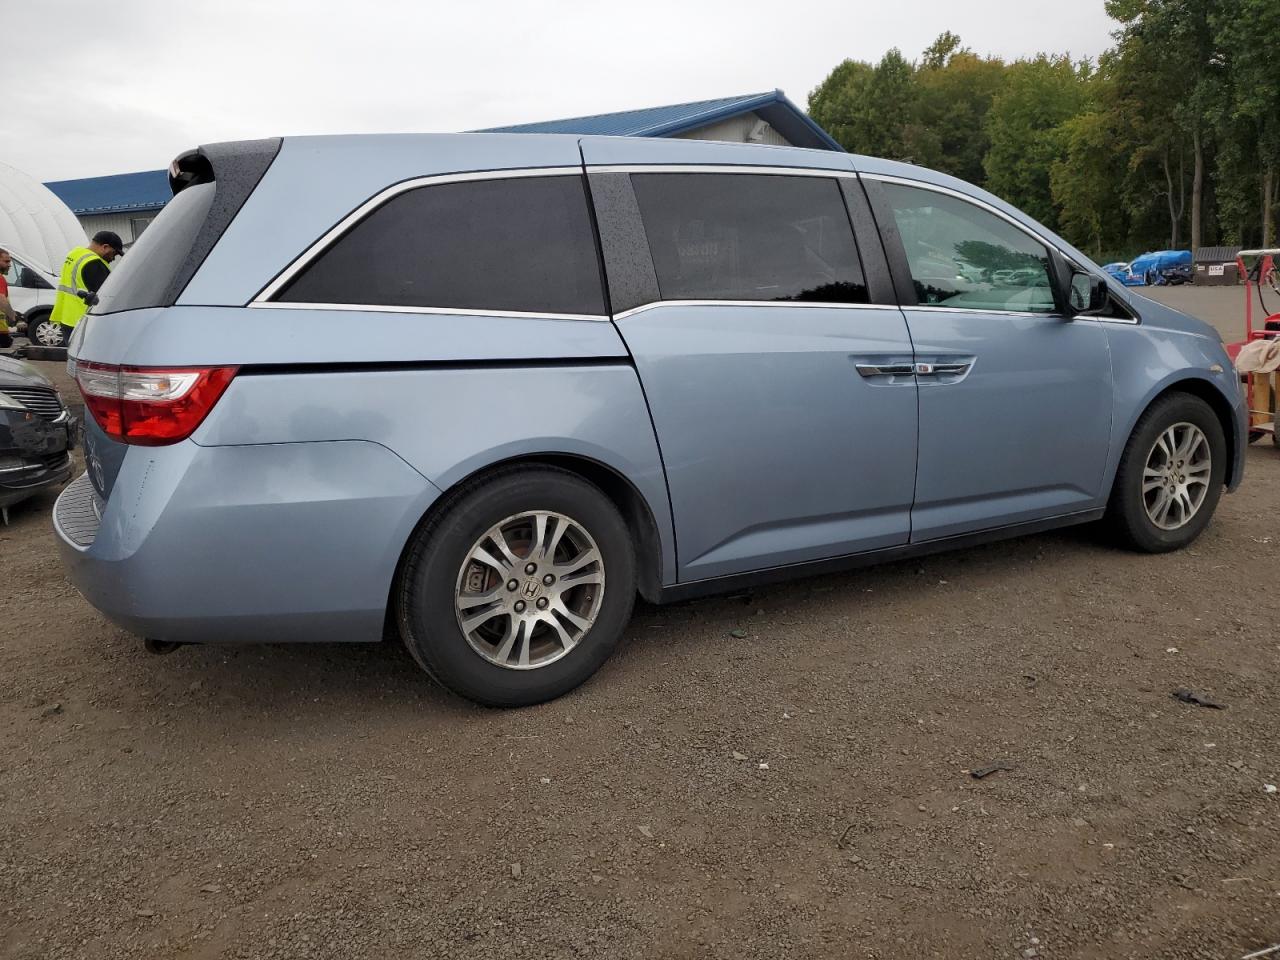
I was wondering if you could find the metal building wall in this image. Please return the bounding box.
[673,112,791,147]
[76,211,159,245]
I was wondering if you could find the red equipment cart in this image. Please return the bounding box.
[1228,249,1280,445]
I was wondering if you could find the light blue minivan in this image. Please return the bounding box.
[55,133,1245,706]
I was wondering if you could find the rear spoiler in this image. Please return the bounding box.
[153,138,282,305]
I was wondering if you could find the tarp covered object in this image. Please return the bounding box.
[0,160,86,276]
[1129,249,1193,283]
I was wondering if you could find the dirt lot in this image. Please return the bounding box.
[4,288,1280,959]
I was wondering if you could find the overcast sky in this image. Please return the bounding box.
[7,0,1118,183]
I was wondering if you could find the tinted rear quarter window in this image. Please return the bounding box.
[93,182,215,316]
[630,173,868,304]
[278,175,606,316]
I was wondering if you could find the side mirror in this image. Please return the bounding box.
[1069,271,1108,316]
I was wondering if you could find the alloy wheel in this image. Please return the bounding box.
[1142,421,1211,530]
[454,510,605,670]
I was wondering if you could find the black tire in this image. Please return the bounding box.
[27,312,66,347]
[396,465,636,707]
[1106,392,1226,553]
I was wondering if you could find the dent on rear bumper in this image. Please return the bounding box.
[55,439,441,643]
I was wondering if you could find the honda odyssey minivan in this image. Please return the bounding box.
[55,133,1245,706]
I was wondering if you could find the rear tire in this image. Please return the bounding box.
[396,465,636,707]
[1106,393,1226,553]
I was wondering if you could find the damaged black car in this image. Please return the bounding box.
[0,355,75,521]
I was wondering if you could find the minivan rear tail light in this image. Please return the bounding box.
[74,362,238,445]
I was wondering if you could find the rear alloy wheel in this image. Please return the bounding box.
[1106,393,1226,552]
[29,314,66,347]
[456,511,606,670]
[397,466,636,706]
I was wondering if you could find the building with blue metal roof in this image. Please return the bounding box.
[43,90,839,246]
[44,169,172,249]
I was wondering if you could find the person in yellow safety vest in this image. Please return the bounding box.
[48,231,124,345]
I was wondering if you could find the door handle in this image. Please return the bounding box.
[914,361,973,376]
[855,363,914,377]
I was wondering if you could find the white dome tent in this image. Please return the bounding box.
[0,159,86,275]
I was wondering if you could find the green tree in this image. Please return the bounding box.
[1050,76,1131,257]
[984,56,1090,230]
[1107,0,1221,250]
[809,35,1005,182]
[808,50,917,161]
[807,58,876,152]
[1211,0,1280,244]
[922,31,964,70]
[913,48,1008,185]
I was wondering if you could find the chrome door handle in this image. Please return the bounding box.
[855,363,914,377]
[914,360,973,376]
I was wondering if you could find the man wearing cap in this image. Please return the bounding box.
[47,231,123,346]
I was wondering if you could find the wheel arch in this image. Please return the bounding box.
[21,303,51,330]
[1129,377,1242,488]
[384,452,669,639]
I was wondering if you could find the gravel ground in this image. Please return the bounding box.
[3,288,1280,959]
[1136,284,1252,343]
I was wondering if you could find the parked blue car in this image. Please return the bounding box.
[1103,262,1143,286]
[55,134,1245,706]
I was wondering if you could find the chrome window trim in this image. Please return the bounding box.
[907,304,1137,325]
[612,300,900,321]
[907,305,1057,319]
[253,165,590,305]
[249,301,610,323]
[587,163,859,179]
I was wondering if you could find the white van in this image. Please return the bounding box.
[1,249,60,344]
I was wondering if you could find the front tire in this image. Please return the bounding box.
[28,313,67,347]
[1106,393,1226,552]
[396,465,636,707]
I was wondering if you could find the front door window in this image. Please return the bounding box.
[882,182,1055,314]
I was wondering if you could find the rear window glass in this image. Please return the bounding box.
[93,182,215,315]
[630,173,869,304]
[277,175,607,316]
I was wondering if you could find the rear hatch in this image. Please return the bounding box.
[70,138,281,501]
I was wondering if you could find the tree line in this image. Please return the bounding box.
[807,0,1280,262]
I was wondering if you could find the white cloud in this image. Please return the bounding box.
[4,0,1116,182]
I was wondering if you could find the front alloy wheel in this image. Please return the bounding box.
[1107,392,1226,552]
[1142,422,1212,530]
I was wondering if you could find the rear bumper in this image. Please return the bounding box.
[54,439,441,644]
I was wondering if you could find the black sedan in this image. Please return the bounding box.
[0,355,74,521]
